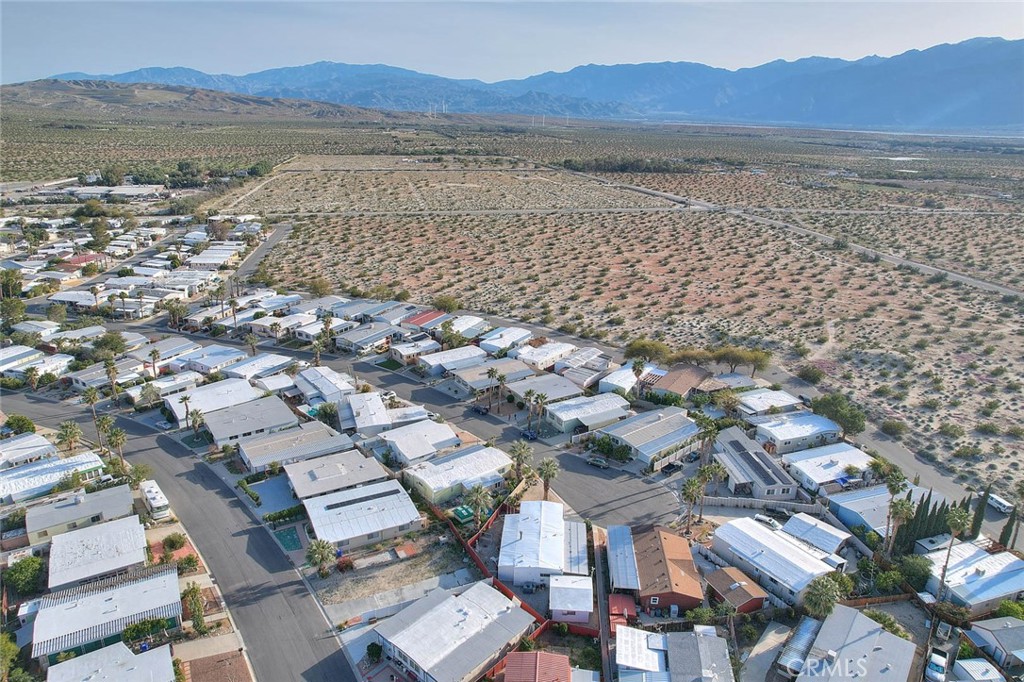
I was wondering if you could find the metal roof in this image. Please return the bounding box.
[0,433,57,468]
[25,485,133,535]
[48,516,146,589]
[597,408,698,464]
[952,658,1006,682]
[548,575,593,613]
[404,445,511,495]
[752,412,841,442]
[547,393,627,426]
[777,616,822,675]
[737,388,803,415]
[294,366,355,402]
[782,443,875,485]
[374,582,534,682]
[32,565,182,659]
[927,544,1024,609]
[782,513,851,555]
[607,525,641,591]
[284,448,388,499]
[794,605,915,681]
[712,517,834,593]
[203,395,298,443]
[239,421,353,471]
[418,345,487,370]
[615,625,667,672]
[0,451,104,504]
[564,521,589,576]
[714,426,795,489]
[222,353,294,379]
[166,378,263,421]
[450,357,534,391]
[304,480,421,545]
[506,374,584,404]
[46,641,174,682]
[380,420,461,465]
[500,501,566,573]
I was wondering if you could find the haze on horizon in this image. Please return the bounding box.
[2,1,1023,85]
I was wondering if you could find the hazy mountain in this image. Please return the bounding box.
[49,37,1024,130]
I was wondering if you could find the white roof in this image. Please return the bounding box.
[391,339,441,356]
[713,517,834,593]
[598,367,638,393]
[549,574,594,612]
[446,314,487,336]
[12,320,60,338]
[125,371,203,402]
[405,445,512,494]
[512,342,577,367]
[927,543,1024,607]
[305,479,421,545]
[738,388,804,414]
[171,344,246,371]
[239,421,353,471]
[0,345,43,372]
[479,326,532,353]
[294,366,355,402]
[597,407,698,462]
[0,433,57,468]
[166,378,263,421]
[782,443,875,484]
[755,412,841,441]
[507,373,584,403]
[48,516,146,589]
[46,641,174,682]
[345,392,390,432]
[616,625,667,672]
[952,659,1007,682]
[284,449,388,499]
[547,393,630,423]
[221,352,293,379]
[418,345,487,369]
[782,513,851,555]
[374,582,533,681]
[26,485,133,536]
[204,395,298,443]
[0,452,104,503]
[499,500,565,573]
[254,373,296,393]
[380,420,460,464]
[32,566,181,659]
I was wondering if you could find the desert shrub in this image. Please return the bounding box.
[898,555,933,591]
[162,532,187,552]
[797,366,825,384]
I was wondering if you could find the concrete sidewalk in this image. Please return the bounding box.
[172,630,245,661]
[741,621,792,682]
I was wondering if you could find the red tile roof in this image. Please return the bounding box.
[404,310,446,327]
[504,652,571,682]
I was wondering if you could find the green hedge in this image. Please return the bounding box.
[263,505,307,524]
[237,480,261,506]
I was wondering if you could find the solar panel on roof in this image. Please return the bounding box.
[738,449,778,486]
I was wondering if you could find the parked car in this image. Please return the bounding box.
[989,494,1015,514]
[472,405,490,415]
[685,451,701,463]
[586,456,610,469]
[661,462,681,476]
[155,420,173,431]
[753,514,783,531]
[521,429,538,441]
[799,394,813,407]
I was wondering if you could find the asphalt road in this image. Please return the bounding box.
[0,390,352,682]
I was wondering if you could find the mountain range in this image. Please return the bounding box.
[49,37,1024,131]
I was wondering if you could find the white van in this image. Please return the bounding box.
[988,494,1014,514]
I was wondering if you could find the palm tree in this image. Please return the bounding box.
[485,367,499,410]
[508,440,534,482]
[148,349,161,377]
[886,498,916,556]
[465,484,493,528]
[244,333,259,356]
[269,322,281,341]
[118,291,128,318]
[56,420,83,453]
[311,340,323,367]
[631,358,646,398]
[883,468,907,551]
[693,413,719,463]
[306,538,336,578]
[320,312,335,347]
[188,410,206,438]
[522,389,536,427]
[107,427,127,469]
[697,461,727,522]
[96,415,114,455]
[104,359,119,403]
[135,290,145,318]
[533,393,548,430]
[228,298,239,331]
[23,366,39,391]
[89,285,100,308]
[937,507,972,603]
[496,374,507,415]
[82,386,104,449]
[804,574,841,619]
[179,395,192,430]
[538,458,560,501]
[681,477,703,533]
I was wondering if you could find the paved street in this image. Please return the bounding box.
[0,391,353,682]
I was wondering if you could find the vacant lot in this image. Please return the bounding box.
[256,154,1023,496]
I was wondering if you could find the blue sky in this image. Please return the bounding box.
[2,1,1022,84]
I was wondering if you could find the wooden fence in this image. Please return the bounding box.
[701,496,823,515]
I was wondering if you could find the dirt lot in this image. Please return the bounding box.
[308,524,475,605]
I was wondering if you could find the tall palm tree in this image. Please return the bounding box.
[320,312,335,347]
[118,291,128,318]
[631,358,646,399]
[107,427,127,469]
[244,333,259,356]
[311,339,323,367]
[693,413,719,464]
[148,349,161,377]
[23,366,39,391]
[96,415,114,455]
[135,290,145,318]
[486,367,499,410]
[697,461,727,522]
[270,322,282,341]
[465,484,493,528]
[681,477,703,533]
[522,389,536,427]
[532,393,548,430]
[89,285,100,308]
[228,298,239,332]
[886,498,916,557]
[883,468,907,551]
[306,538,336,578]
[804,574,841,619]
[56,420,83,454]
[937,507,972,603]
[496,374,507,415]
[104,359,119,403]
[179,395,192,430]
[188,410,205,438]
[538,458,560,501]
[508,440,534,482]
[82,386,104,450]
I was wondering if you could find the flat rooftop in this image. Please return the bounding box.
[305,479,421,545]
[284,449,388,499]
[48,515,146,589]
